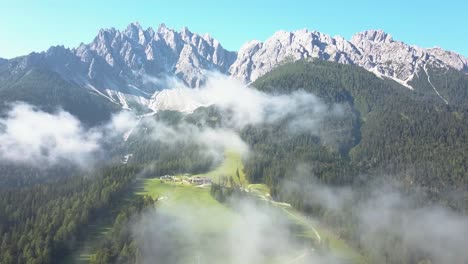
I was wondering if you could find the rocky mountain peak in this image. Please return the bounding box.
[352,29,393,44]
[123,22,145,43]
[61,22,237,98]
[157,23,169,33]
[4,22,467,112]
[231,28,468,88]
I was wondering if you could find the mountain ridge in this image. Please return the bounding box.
[231,29,468,87]
[1,23,467,112]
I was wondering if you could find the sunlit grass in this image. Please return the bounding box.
[189,150,248,187]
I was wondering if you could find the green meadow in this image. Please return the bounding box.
[136,151,366,264]
[68,150,366,264]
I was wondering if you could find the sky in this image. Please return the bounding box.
[0,0,467,59]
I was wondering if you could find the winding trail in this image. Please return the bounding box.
[283,209,321,243]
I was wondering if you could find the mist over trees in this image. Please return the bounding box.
[1,59,467,264]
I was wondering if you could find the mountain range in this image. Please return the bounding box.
[0,22,467,115]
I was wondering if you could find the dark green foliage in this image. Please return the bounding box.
[251,59,468,211]
[0,67,119,125]
[122,110,221,176]
[1,58,467,264]
[0,165,138,264]
[0,109,222,264]
[90,195,155,264]
[409,65,468,107]
[0,163,80,188]
[241,121,357,204]
[246,59,468,263]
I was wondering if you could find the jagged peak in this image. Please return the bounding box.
[146,27,155,35]
[181,26,192,35]
[180,26,194,42]
[202,33,213,42]
[98,27,117,36]
[157,23,170,33]
[271,30,293,38]
[352,29,393,43]
[124,22,143,34]
[45,45,72,56]
[123,21,146,43]
[126,21,142,30]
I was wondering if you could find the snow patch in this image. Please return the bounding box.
[122,153,133,164]
[370,67,414,89]
[123,117,140,141]
[147,88,212,113]
[86,83,118,103]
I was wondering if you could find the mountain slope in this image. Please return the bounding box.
[0,66,119,125]
[0,23,236,115]
[250,60,468,210]
[1,24,467,115]
[230,30,468,104]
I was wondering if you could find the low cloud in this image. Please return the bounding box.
[358,187,468,264]
[141,117,249,159]
[134,72,346,162]
[0,103,101,166]
[132,198,343,264]
[282,164,468,263]
[0,103,136,167]
[147,72,344,132]
[199,73,341,131]
[125,75,355,263]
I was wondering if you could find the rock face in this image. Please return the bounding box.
[230,29,468,88]
[75,22,236,88]
[1,22,236,110]
[1,24,467,112]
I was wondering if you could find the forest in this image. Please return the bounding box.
[0,165,138,264]
[1,59,467,264]
[250,60,468,212]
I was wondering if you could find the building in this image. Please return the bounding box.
[189,176,212,185]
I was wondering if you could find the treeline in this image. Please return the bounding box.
[252,59,468,211]
[409,64,468,108]
[123,110,220,176]
[0,165,138,264]
[90,195,156,264]
[210,183,240,203]
[246,60,468,263]
[0,109,220,264]
[0,67,118,126]
[0,163,79,188]
[241,121,357,202]
[127,140,215,177]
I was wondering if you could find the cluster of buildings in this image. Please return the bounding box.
[160,175,212,185]
[188,176,212,185]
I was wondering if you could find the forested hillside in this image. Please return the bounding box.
[1,58,467,264]
[249,59,468,211]
[0,67,119,125]
[0,165,139,264]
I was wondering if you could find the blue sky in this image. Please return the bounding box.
[1,0,467,58]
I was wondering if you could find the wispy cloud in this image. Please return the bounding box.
[0,103,136,167]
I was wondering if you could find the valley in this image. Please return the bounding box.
[1,14,467,264]
[70,152,365,264]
